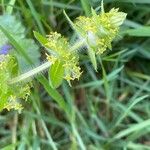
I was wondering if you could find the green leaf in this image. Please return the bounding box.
[37,75,67,111]
[16,38,40,71]
[34,31,55,56]
[26,0,45,35]
[33,31,48,47]
[8,56,19,77]
[0,14,25,47]
[114,118,150,139]
[0,15,40,71]
[80,0,91,16]
[1,143,17,150]
[63,10,86,37]
[6,0,16,14]
[125,26,150,37]
[63,10,79,33]
[87,47,97,71]
[0,24,33,64]
[49,60,64,89]
[0,95,8,111]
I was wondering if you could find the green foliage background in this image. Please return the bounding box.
[0,0,150,149]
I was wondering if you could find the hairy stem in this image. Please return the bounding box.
[70,39,85,52]
[9,61,51,84]
[9,39,85,84]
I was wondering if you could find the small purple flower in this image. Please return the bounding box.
[0,44,12,55]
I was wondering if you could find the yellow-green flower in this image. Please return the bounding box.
[75,6,127,54]
[0,55,30,111]
[46,32,82,83]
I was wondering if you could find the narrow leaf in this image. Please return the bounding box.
[37,75,67,111]
[34,31,48,47]
[63,10,79,32]
[80,0,91,16]
[87,47,97,71]
[125,26,150,37]
[114,119,150,139]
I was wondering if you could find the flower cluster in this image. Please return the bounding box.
[0,55,30,111]
[0,3,126,111]
[75,7,127,54]
[46,32,82,83]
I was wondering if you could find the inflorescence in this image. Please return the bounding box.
[75,8,126,54]
[0,55,30,111]
[46,32,82,83]
[0,2,126,111]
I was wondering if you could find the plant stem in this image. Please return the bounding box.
[33,97,58,150]
[9,39,85,84]
[9,61,51,84]
[70,39,85,52]
[12,113,18,150]
[71,123,86,150]
[1,0,5,13]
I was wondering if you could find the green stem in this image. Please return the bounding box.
[33,98,58,150]
[71,123,86,150]
[9,39,85,84]
[1,0,5,13]
[9,61,51,84]
[70,39,85,52]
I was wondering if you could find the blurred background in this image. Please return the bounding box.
[0,0,150,149]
